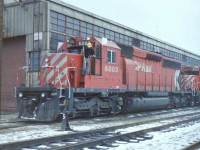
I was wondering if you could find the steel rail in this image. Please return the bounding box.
[0,107,198,131]
[1,111,200,149]
[181,141,200,150]
[51,115,200,150]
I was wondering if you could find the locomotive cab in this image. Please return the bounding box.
[55,36,123,90]
[39,37,103,89]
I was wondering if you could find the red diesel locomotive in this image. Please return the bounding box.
[17,36,200,121]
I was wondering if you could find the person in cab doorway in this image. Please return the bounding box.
[83,42,95,75]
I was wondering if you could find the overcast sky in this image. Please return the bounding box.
[61,0,200,55]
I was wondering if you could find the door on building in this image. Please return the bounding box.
[1,36,26,110]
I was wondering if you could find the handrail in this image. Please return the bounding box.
[56,66,63,98]
[66,67,76,98]
[40,65,77,98]
[17,66,30,87]
[40,65,56,87]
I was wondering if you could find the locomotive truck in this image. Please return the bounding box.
[16,36,200,121]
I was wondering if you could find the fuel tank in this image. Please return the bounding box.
[125,97,170,112]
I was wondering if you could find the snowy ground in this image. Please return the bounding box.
[2,120,200,150]
[102,120,200,150]
[1,109,200,149]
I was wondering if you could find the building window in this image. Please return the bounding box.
[29,51,40,71]
[115,32,120,43]
[195,59,199,65]
[93,25,99,37]
[105,29,110,39]
[140,41,154,52]
[107,50,116,63]
[104,29,114,41]
[133,38,140,47]
[186,56,191,64]
[165,50,170,57]
[50,11,66,33]
[154,46,160,53]
[66,16,80,36]
[119,34,124,44]
[110,31,114,41]
[124,36,129,45]
[80,21,93,37]
[50,32,66,52]
[128,37,132,45]
[50,11,57,18]
[99,27,105,37]
[140,41,143,49]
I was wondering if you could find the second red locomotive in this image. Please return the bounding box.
[16,36,200,121]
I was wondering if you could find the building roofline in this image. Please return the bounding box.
[49,0,199,57]
[4,0,200,57]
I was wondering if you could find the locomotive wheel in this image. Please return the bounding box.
[120,94,128,113]
[90,105,99,116]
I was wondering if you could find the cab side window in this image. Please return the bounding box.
[107,50,116,63]
[95,45,101,59]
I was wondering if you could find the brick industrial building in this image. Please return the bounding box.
[1,0,200,110]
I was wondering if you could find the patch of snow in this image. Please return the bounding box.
[109,121,200,150]
[1,108,200,149]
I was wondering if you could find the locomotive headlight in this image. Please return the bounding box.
[18,92,23,98]
[41,92,46,98]
[45,58,49,67]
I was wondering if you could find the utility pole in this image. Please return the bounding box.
[0,0,4,113]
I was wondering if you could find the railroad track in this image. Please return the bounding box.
[1,110,200,150]
[0,120,56,132]
[181,140,200,150]
[0,107,196,130]
[0,107,199,133]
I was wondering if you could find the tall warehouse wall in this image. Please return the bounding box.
[1,1,48,110]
